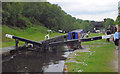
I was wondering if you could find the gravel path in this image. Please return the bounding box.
[118,46,120,73]
[65,45,90,63]
[112,50,118,72]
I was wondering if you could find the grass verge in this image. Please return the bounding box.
[65,33,116,72]
[1,25,64,47]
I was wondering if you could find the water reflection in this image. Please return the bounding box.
[2,46,70,72]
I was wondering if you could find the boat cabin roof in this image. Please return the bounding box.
[71,29,84,33]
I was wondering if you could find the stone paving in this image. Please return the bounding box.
[118,46,120,73]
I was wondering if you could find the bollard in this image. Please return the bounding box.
[77,40,83,49]
[79,42,83,49]
[15,39,19,48]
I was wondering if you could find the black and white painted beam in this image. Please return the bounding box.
[81,34,114,42]
[5,34,114,47]
[6,34,42,46]
[49,34,114,46]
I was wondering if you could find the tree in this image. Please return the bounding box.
[80,21,92,32]
[104,18,114,29]
[114,7,120,27]
[114,16,120,26]
[2,2,24,27]
[2,2,92,32]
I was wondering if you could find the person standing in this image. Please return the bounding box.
[114,28,120,50]
[112,25,117,42]
[86,33,89,38]
[113,25,117,33]
[45,32,50,40]
[106,25,112,42]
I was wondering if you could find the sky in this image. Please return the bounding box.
[47,0,119,21]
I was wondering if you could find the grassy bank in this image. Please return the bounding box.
[2,25,64,47]
[65,33,116,72]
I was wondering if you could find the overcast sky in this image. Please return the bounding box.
[47,0,119,21]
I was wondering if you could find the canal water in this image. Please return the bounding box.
[2,46,72,72]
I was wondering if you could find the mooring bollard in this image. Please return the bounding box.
[15,39,19,48]
[79,41,83,49]
[76,41,83,49]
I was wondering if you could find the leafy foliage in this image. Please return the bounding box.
[115,7,120,27]
[2,2,92,32]
[104,18,114,29]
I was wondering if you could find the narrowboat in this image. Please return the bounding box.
[68,29,84,40]
[67,29,84,49]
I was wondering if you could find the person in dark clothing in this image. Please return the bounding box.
[106,25,112,42]
[72,32,75,39]
[112,25,117,42]
[113,25,117,33]
[106,30,111,42]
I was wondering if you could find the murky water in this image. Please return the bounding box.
[2,46,71,72]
